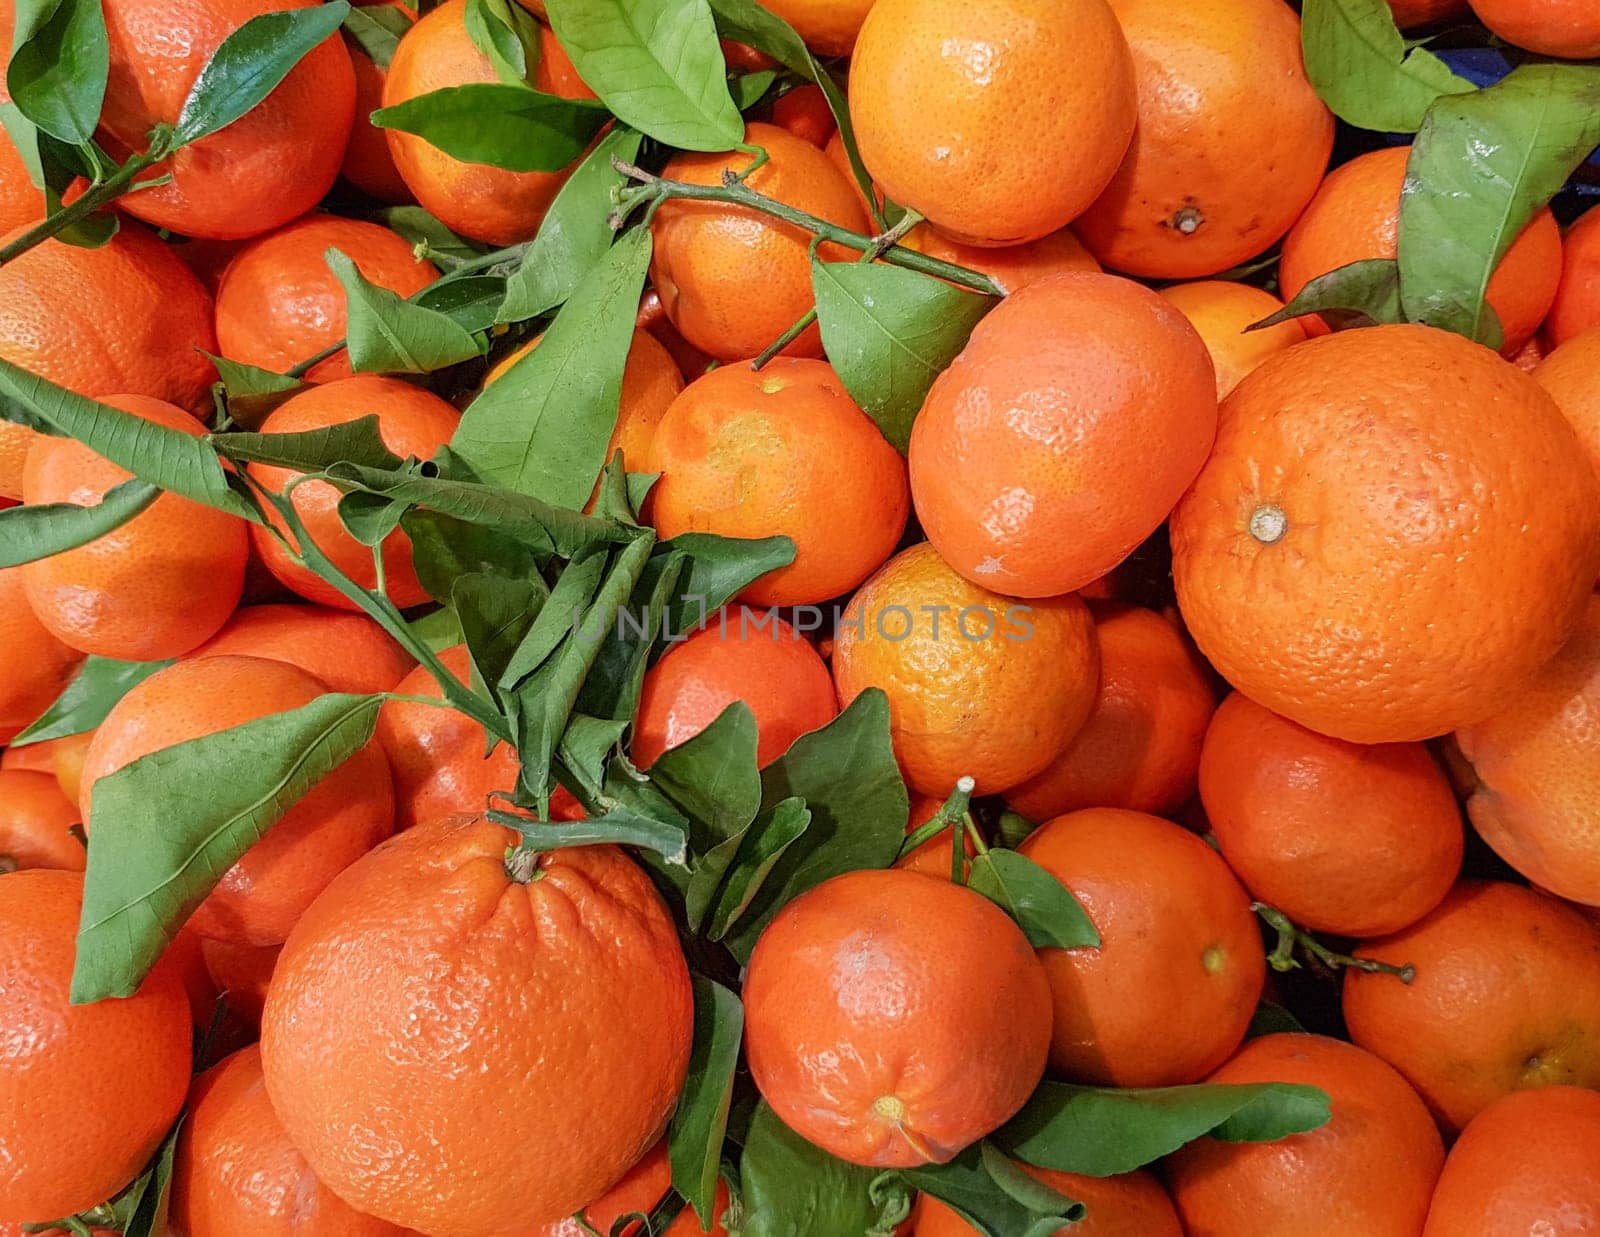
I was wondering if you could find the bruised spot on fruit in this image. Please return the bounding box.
[1202,944,1227,974]
[759,374,787,394]
[1248,504,1288,546]
[1166,204,1205,236]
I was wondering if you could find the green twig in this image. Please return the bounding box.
[1253,903,1415,983]
[0,137,169,267]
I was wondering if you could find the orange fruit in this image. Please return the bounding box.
[376,644,530,830]
[633,614,837,770]
[1007,605,1215,821]
[913,1164,1180,1236]
[0,121,42,234]
[636,287,714,381]
[1279,146,1563,354]
[0,220,217,497]
[215,215,436,377]
[1018,807,1263,1085]
[1454,595,1600,905]
[50,730,93,807]
[82,655,395,946]
[1165,1033,1444,1237]
[0,568,82,743]
[1171,324,1600,743]
[1199,692,1462,936]
[1343,880,1600,1131]
[261,814,693,1235]
[341,1,417,202]
[0,870,191,1221]
[98,0,354,239]
[0,769,82,872]
[21,394,248,659]
[900,225,1102,295]
[770,83,836,147]
[199,937,280,1028]
[1157,281,1308,398]
[1466,0,1600,57]
[1534,326,1600,489]
[645,359,909,606]
[247,376,460,610]
[519,1140,671,1237]
[649,122,866,362]
[1388,0,1470,24]
[1075,0,1332,278]
[893,793,973,879]
[1422,1086,1600,1235]
[172,1044,407,1236]
[0,739,56,773]
[832,542,1100,796]
[1545,206,1600,348]
[744,867,1052,1166]
[188,603,417,695]
[848,0,1135,245]
[757,0,875,54]
[909,272,1217,597]
[1510,332,1546,370]
[383,0,594,245]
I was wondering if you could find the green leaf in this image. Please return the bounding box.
[555,711,627,799]
[660,533,794,636]
[5,0,109,145]
[212,414,401,472]
[340,2,411,69]
[336,490,406,546]
[407,604,465,654]
[1299,0,1473,133]
[0,476,159,568]
[669,976,744,1226]
[966,848,1099,950]
[205,353,304,427]
[0,99,46,191]
[414,274,508,333]
[730,68,776,110]
[1258,258,1404,333]
[573,544,684,722]
[454,571,548,693]
[722,690,908,961]
[11,656,173,746]
[71,692,385,1003]
[371,83,611,173]
[499,546,607,687]
[377,205,487,263]
[894,1144,1081,1237]
[1246,1000,1306,1039]
[812,258,992,453]
[647,701,762,844]
[489,806,689,862]
[326,247,483,374]
[453,226,651,505]
[1397,64,1600,349]
[497,125,643,323]
[464,0,539,85]
[995,1080,1332,1177]
[705,795,810,939]
[545,0,741,152]
[403,508,544,603]
[172,1,352,147]
[120,1114,182,1237]
[740,1103,911,1237]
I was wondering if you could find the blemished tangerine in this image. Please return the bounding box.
[187,603,418,695]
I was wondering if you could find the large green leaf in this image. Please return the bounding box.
[0,477,158,568]
[739,1103,910,1237]
[647,701,763,849]
[212,415,401,472]
[371,83,611,172]
[668,976,744,1226]
[5,0,109,145]
[1299,0,1472,133]
[11,655,173,746]
[658,532,794,636]
[326,248,483,374]
[966,848,1099,950]
[705,796,810,940]
[402,508,545,603]
[1254,258,1405,333]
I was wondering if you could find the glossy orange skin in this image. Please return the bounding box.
[633,616,837,770]
[1388,0,1469,24]
[646,359,909,606]
[200,937,280,1028]
[1200,692,1462,936]
[0,122,42,233]
[99,0,354,239]
[1157,281,1307,398]
[1344,881,1600,1131]
[82,656,395,946]
[262,816,693,1235]
[1533,326,1600,488]
[384,1,594,245]
[1467,0,1600,56]
[0,769,82,871]
[21,395,248,659]
[1171,325,1600,743]
[50,730,92,806]
[189,603,417,695]
[833,542,1099,795]
[341,2,416,202]
[849,0,1135,245]
[215,215,436,375]
[1423,1086,1600,1235]
[902,225,1101,294]
[910,273,1217,597]
[914,1164,1180,1236]
[1166,1033,1444,1237]
[518,1140,671,1237]
[0,871,192,1220]
[1008,606,1214,821]
[0,739,55,773]
[0,221,217,497]
[770,83,836,147]
[1019,808,1263,1085]
[1455,596,1600,905]
[172,1045,408,1237]
[1280,147,1563,354]
[248,376,460,610]
[650,123,866,362]
[0,568,82,743]
[758,0,875,54]
[744,868,1051,1167]
[1545,208,1600,347]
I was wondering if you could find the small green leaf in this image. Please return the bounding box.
[1299,0,1473,133]
[489,806,689,862]
[336,490,406,547]
[377,205,487,263]
[402,508,545,603]
[464,0,538,84]
[498,546,607,687]
[545,0,741,152]
[647,701,762,844]
[454,571,548,693]
[669,976,744,1226]
[555,711,628,798]
[573,543,684,722]
[204,353,305,427]
[966,848,1099,950]
[407,604,465,654]
[740,1103,911,1237]
[326,247,482,374]
[453,226,651,505]
[730,68,776,110]
[6,0,109,145]
[659,533,794,636]
[0,477,159,568]
[812,258,992,453]
[120,1114,183,1237]
[706,796,810,939]
[995,1079,1332,1177]
[340,2,411,69]
[212,414,401,472]
[414,274,508,332]
[11,656,173,746]
[172,1,352,147]
[72,692,385,1003]
[1398,64,1600,349]
[1246,1000,1306,1039]
[1259,257,1405,333]
[372,83,611,172]
[894,1144,1081,1237]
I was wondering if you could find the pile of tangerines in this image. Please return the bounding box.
[2,0,1600,1231]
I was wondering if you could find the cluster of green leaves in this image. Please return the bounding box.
[1282,0,1600,349]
